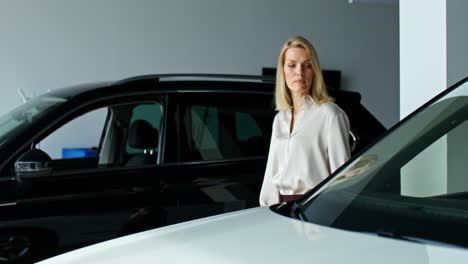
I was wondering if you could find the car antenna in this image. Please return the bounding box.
[17,88,30,102]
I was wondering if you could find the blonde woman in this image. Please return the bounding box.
[260,36,351,206]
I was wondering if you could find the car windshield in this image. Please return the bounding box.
[295,77,468,248]
[0,95,66,146]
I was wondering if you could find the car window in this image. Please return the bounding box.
[126,103,162,155]
[235,112,262,141]
[179,92,274,161]
[295,80,468,248]
[35,100,163,171]
[39,108,106,159]
[191,105,220,158]
[101,101,163,167]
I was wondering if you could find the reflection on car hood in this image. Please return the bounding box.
[39,207,468,264]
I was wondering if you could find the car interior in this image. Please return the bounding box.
[125,119,159,166]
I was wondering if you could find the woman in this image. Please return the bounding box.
[259,36,351,206]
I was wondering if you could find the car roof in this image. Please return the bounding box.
[46,74,276,99]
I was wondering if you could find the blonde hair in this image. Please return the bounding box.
[275,36,330,112]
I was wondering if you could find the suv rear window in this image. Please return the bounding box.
[179,92,274,161]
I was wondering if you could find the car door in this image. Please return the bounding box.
[0,94,166,263]
[156,90,275,225]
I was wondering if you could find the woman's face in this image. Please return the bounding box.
[283,47,314,96]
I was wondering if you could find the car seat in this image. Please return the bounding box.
[125,119,159,166]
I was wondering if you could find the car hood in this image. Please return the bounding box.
[39,207,468,264]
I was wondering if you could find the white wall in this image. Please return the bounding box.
[400,0,468,196]
[0,0,399,128]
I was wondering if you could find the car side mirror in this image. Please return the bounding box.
[14,149,52,178]
[349,129,360,154]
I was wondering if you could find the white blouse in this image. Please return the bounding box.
[259,96,351,206]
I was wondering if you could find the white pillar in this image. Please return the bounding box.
[400,0,447,196]
[400,0,468,196]
[400,0,446,119]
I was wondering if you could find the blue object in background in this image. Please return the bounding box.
[62,148,97,158]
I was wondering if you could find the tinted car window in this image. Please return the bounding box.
[101,101,163,166]
[126,103,163,156]
[179,92,274,161]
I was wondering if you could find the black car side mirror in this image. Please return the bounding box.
[349,129,360,154]
[14,149,52,178]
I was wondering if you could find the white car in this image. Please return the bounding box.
[38,76,468,263]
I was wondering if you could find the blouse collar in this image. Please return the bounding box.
[303,95,315,111]
[287,95,315,114]
[286,95,316,136]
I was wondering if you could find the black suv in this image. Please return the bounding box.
[0,74,385,263]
